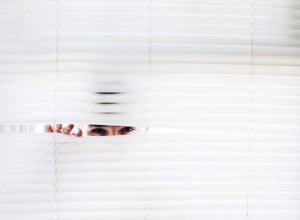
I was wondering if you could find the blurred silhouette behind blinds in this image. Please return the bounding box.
[1,0,300,220]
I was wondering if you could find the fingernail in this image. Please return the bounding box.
[74,128,81,133]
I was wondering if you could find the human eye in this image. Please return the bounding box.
[120,127,135,135]
[91,128,107,135]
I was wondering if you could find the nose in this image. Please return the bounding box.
[106,126,118,136]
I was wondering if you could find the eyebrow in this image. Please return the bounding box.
[88,125,107,127]
[95,92,121,95]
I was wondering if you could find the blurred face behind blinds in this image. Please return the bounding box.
[44,88,148,136]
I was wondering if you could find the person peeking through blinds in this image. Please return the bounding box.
[44,92,148,136]
[44,124,147,137]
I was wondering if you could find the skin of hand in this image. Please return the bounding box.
[44,124,148,137]
[44,124,83,137]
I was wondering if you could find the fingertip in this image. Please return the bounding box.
[56,124,63,133]
[68,124,75,131]
[62,124,75,134]
[67,124,75,129]
[73,128,83,137]
[44,124,53,133]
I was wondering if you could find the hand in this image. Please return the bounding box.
[44,124,83,137]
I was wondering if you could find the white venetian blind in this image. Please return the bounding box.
[1,0,300,220]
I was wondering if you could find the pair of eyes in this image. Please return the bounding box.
[90,127,135,135]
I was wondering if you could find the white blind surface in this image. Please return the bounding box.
[1,0,300,220]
